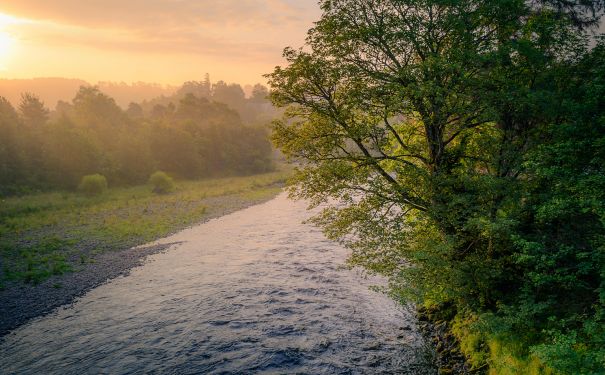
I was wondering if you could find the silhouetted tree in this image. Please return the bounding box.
[18,93,49,127]
[250,84,269,104]
[72,86,124,129]
[212,81,246,112]
[0,98,23,193]
[126,102,143,118]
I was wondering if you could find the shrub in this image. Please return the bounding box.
[149,171,175,194]
[78,174,107,196]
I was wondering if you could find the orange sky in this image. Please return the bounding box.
[0,1,321,85]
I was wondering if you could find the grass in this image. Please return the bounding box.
[0,169,290,285]
[450,313,556,375]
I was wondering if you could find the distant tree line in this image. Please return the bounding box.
[0,83,274,195]
[0,78,178,110]
[138,74,277,125]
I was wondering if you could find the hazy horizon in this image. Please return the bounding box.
[0,1,321,85]
[0,76,271,109]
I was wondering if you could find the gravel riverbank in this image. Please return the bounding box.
[0,191,281,337]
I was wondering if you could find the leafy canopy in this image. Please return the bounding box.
[268,0,604,372]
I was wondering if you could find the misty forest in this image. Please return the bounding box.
[1,1,604,374]
[0,79,275,194]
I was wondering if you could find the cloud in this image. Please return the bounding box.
[0,1,318,33]
[12,19,277,63]
[0,1,322,84]
[0,0,320,60]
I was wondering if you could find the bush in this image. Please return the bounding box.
[149,171,175,194]
[78,174,107,196]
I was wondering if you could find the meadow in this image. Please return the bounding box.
[0,170,289,286]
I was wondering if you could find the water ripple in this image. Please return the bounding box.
[0,193,434,374]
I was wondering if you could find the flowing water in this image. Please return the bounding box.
[0,193,434,374]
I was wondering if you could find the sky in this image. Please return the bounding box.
[0,0,321,86]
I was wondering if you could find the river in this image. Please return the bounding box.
[0,193,434,374]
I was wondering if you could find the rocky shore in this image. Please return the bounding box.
[417,305,483,375]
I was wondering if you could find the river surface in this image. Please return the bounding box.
[0,193,433,374]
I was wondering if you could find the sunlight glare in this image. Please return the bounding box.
[0,13,20,65]
[0,31,15,53]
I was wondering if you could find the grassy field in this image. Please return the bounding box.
[0,170,289,286]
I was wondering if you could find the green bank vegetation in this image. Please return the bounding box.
[149,171,176,194]
[78,174,109,196]
[269,1,605,373]
[0,170,288,286]
[0,76,285,286]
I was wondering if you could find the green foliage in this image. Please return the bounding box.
[0,97,24,195]
[0,170,288,284]
[78,174,108,196]
[269,1,605,373]
[1,237,74,285]
[149,171,175,194]
[18,93,49,128]
[0,81,276,195]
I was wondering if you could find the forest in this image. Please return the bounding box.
[0,79,276,196]
[269,0,605,373]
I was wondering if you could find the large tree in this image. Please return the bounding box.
[269,0,604,372]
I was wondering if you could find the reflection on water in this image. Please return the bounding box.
[0,193,434,374]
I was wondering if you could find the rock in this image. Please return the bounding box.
[416,304,481,375]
